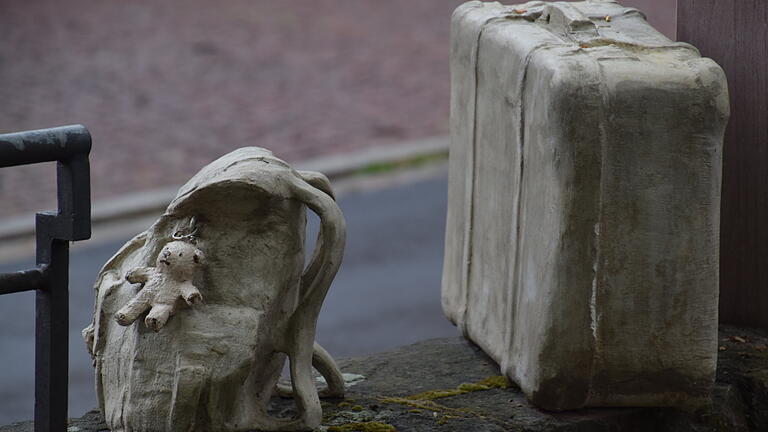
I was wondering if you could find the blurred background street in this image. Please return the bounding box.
[0,0,674,219]
[0,0,676,425]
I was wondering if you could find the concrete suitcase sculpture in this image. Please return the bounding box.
[83,148,346,431]
[443,1,729,410]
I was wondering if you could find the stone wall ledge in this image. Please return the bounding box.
[2,325,766,432]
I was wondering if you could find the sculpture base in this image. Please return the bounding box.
[3,325,766,432]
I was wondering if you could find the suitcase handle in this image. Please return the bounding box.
[538,3,599,37]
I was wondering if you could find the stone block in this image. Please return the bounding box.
[443,0,729,410]
[3,326,766,431]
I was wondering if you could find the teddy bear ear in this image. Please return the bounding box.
[193,250,205,264]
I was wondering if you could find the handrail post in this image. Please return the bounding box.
[0,125,92,432]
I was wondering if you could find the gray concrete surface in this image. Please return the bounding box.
[0,170,455,424]
[6,325,768,431]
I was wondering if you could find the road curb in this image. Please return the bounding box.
[0,137,448,242]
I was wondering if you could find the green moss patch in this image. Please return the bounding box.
[378,376,518,430]
[327,421,397,432]
[401,375,511,401]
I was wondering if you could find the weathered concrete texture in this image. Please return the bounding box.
[0,409,109,432]
[443,0,729,410]
[84,148,347,431]
[4,325,766,431]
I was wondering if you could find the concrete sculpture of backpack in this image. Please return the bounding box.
[82,147,346,431]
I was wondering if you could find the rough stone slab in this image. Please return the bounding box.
[443,0,729,410]
[3,325,766,431]
[0,408,108,432]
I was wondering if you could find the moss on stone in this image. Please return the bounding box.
[324,375,515,430]
[327,421,397,432]
[400,375,511,401]
[475,375,511,389]
[436,414,463,425]
[404,389,466,400]
[378,376,519,430]
[380,397,469,416]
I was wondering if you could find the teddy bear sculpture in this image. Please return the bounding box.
[114,240,205,332]
[82,147,347,431]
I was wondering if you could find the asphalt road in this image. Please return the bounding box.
[0,172,456,424]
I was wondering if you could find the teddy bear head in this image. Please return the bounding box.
[156,240,204,276]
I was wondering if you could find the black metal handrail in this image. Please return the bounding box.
[0,125,92,432]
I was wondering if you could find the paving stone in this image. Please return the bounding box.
[3,325,766,431]
[0,0,462,218]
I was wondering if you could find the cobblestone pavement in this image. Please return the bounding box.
[0,0,673,219]
[0,0,463,218]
